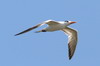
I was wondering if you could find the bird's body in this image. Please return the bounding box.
[15,20,78,60]
[39,21,66,32]
[35,20,70,32]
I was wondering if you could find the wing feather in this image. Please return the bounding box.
[62,27,78,60]
[15,20,60,36]
[15,23,45,36]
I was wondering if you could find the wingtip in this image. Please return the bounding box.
[69,56,72,60]
[14,33,22,36]
[14,34,19,36]
[68,44,73,60]
[14,35,17,36]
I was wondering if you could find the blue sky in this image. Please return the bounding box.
[0,0,100,66]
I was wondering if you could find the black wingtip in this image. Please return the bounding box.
[68,44,72,60]
[14,33,22,36]
[14,34,18,36]
[14,34,19,36]
[69,56,72,60]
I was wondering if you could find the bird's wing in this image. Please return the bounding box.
[15,20,60,36]
[62,27,78,60]
[45,20,60,26]
[15,23,45,36]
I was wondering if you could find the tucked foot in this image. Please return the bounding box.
[42,30,46,32]
[35,30,46,33]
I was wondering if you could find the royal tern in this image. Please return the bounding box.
[15,20,78,60]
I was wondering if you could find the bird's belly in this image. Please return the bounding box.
[46,25,65,31]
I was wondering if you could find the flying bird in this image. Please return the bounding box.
[15,20,78,60]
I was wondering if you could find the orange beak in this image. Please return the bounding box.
[70,21,76,24]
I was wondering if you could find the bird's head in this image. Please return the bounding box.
[65,20,76,25]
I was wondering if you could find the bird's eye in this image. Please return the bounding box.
[65,20,69,22]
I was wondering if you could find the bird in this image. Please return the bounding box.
[15,20,78,60]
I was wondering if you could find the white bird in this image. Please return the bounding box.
[15,20,78,60]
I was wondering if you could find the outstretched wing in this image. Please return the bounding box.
[62,27,78,60]
[15,20,59,36]
[15,23,45,36]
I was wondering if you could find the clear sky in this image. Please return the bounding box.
[0,0,100,66]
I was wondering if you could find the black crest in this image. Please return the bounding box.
[65,20,69,22]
